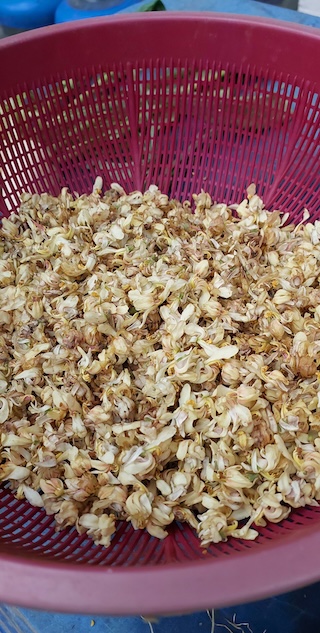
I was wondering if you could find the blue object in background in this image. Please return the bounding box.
[121,0,320,28]
[55,0,137,22]
[1,1,320,633]
[0,0,60,30]
[55,0,320,29]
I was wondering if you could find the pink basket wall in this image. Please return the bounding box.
[1,13,320,615]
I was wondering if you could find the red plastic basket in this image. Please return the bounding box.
[1,13,320,616]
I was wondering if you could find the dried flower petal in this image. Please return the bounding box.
[1,182,320,549]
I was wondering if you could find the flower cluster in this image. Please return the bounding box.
[1,180,320,548]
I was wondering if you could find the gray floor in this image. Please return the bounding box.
[256,0,298,7]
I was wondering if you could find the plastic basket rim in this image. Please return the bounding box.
[1,520,320,614]
[1,11,320,614]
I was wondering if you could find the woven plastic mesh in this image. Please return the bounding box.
[1,14,320,608]
[2,483,320,566]
[1,60,320,221]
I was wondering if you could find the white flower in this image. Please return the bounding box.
[198,340,238,364]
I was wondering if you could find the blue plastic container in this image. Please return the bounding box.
[0,0,60,35]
